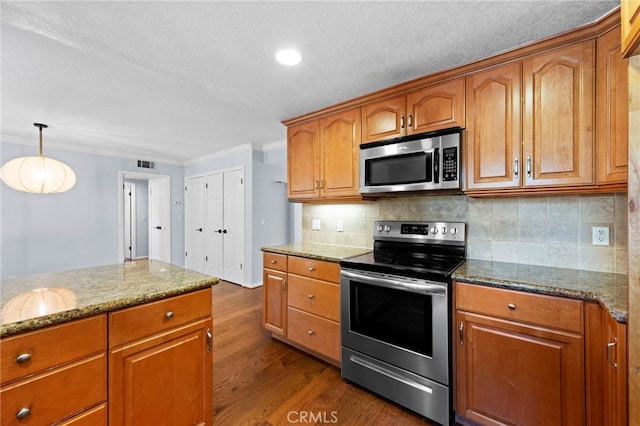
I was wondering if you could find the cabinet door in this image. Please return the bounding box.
[319,108,361,198]
[604,315,627,426]
[109,319,213,426]
[465,63,522,191]
[263,268,287,336]
[361,95,406,143]
[523,41,595,188]
[407,78,465,134]
[622,0,640,57]
[287,120,319,200]
[597,27,629,185]
[456,311,585,426]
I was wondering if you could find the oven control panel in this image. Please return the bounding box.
[374,220,466,243]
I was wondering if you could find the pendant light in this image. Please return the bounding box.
[0,123,76,194]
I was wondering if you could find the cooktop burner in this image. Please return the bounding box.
[340,220,466,281]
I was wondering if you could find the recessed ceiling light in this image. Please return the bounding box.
[276,49,302,66]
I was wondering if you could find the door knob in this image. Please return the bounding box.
[196,228,203,232]
[216,229,223,233]
[223,229,227,234]
[155,226,162,230]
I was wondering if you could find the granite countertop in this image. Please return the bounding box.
[261,242,371,262]
[0,260,218,337]
[453,259,628,323]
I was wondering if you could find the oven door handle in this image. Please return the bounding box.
[341,270,446,296]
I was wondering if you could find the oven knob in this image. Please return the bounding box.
[377,225,383,232]
[451,227,458,235]
[384,225,391,232]
[430,227,438,234]
[441,227,448,235]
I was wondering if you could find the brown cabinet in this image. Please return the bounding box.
[597,26,629,185]
[362,79,465,143]
[0,316,107,426]
[455,282,585,426]
[465,62,522,191]
[622,0,640,57]
[522,41,595,188]
[585,303,628,426]
[263,252,288,336]
[287,108,361,201]
[108,288,213,426]
[262,253,341,364]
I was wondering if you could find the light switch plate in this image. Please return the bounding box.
[592,226,610,246]
[312,219,321,230]
[337,219,344,232]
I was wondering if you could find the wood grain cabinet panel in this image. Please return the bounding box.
[523,41,595,188]
[287,120,320,200]
[263,266,287,336]
[287,275,340,322]
[287,307,340,362]
[407,78,465,134]
[597,26,629,185]
[465,63,522,190]
[622,0,640,57]
[361,95,406,143]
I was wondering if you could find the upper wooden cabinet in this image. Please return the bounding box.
[362,79,465,143]
[597,26,629,185]
[622,0,640,57]
[465,62,522,191]
[287,108,361,202]
[523,41,595,188]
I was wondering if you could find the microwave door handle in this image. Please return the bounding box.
[433,147,440,183]
[341,270,446,296]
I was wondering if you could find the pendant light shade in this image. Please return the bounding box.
[0,123,76,194]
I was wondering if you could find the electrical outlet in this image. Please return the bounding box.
[592,226,610,246]
[337,219,344,232]
[312,219,321,230]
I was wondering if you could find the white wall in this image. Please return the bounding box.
[1,141,185,278]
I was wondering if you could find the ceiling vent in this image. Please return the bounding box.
[137,160,155,169]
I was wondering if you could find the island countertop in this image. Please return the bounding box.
[453,259,628,323]
[0,260,218,337]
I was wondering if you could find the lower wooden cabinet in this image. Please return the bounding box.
[108,288,213,426]
[262,253,341,364]
[455,282,585,426]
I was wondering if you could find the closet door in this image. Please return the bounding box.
[222,169,245,285]
[184,176,205,273]
[205,172,224,278]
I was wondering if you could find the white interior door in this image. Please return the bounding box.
[149,177,171,263]
[185,176,205,273]
[206,173,224,277]
[223,169,244,284]
[123,183,137,260]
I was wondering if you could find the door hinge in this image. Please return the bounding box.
[459,322,464,345]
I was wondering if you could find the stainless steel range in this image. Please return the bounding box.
[340,220,466,426]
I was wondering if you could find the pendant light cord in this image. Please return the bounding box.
[34,123,48,157]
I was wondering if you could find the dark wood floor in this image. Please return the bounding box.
[212,281,436,425]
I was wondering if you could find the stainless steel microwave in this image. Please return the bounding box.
[359,128,461,194]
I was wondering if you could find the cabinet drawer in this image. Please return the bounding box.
[1,315,106,385]
[1,353,106,426]
[455,282,583,333]
[58,403,107,426]
[288,275,340,321]
[109,288,212,347]
[288,256,340,283]
[263,252,287,272]
[287,307,340,361]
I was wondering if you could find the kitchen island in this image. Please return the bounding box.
[0,260,217,425]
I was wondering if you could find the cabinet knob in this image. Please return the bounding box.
[307,330,315,336]
[165,311,175,320]
[270,260,276,264]
[308,294,315,299]
[15,353,32,364]
[16,407,31,420]
[308,266,315,272]
[507,303,517,310]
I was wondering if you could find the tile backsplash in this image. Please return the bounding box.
[301,193,628,274]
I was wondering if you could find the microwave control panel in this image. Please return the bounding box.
[442,147,458,182]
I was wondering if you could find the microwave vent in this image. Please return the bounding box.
[137,160,155,169]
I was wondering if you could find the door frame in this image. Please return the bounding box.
[117,171,172,264]
[123,182,137,260]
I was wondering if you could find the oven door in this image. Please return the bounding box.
[359,137,438,193]
[340,268,450,386]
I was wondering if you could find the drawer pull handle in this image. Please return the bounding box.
[16,407,31,420]
[307,330,315,336]
[15,353,32,364]
[165,311,175,320]
[607,338,618,368]
[308,267,315,272]
[507,303,517,310]
[207,329,213,354]
[308,294,315,299]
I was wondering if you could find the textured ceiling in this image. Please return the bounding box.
[1,1,619,164]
